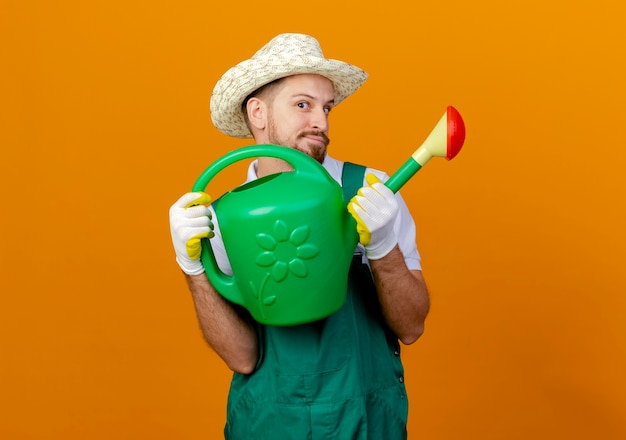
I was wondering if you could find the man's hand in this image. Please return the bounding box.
[348,174,399,260]
[169,192,214,275]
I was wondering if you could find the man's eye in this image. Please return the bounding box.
[324,107,332,115]
[297,102,309,109]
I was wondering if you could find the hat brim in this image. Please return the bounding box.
[210,54,367,138]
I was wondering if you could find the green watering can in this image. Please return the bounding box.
[193,145,355,326]
[193,106,465,326]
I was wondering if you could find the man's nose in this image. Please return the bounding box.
[310,107,328,131]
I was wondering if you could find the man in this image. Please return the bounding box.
[169,33,430,438]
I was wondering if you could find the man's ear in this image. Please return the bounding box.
[246,97,267,132]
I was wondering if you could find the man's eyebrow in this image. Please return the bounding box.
[291,93,335,105]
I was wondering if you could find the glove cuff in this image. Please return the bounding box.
[365,236,398,260]
[176,256,206,276]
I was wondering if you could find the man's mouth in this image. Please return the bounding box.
[301,132,329,147]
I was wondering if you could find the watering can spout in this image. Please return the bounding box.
[413,105,465,165]
[385,106,466,193]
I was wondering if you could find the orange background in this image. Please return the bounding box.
[2,1,625,438]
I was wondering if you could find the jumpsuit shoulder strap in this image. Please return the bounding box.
[341,162,367,203]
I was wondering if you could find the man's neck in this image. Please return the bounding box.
[256,157,294,178]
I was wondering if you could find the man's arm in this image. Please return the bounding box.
[185,273,259,374]
[369,246,430,345]
[169,192,258,374]
[348,175,430,344]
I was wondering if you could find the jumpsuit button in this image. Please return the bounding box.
[394,349,400,357]
[399,376,404,383]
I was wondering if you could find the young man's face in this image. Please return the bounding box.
[265,74,335,163]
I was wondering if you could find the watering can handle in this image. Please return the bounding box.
[385,106,466,193]
[192,144,324,192]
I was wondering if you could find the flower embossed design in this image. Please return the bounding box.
[251,219,319,315]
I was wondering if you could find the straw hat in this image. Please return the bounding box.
[210,33,368,138]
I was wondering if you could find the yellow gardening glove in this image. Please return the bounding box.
[347,174,399,260]
[169,192,214,275]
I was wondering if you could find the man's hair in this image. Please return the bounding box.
[241,78,285,130]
